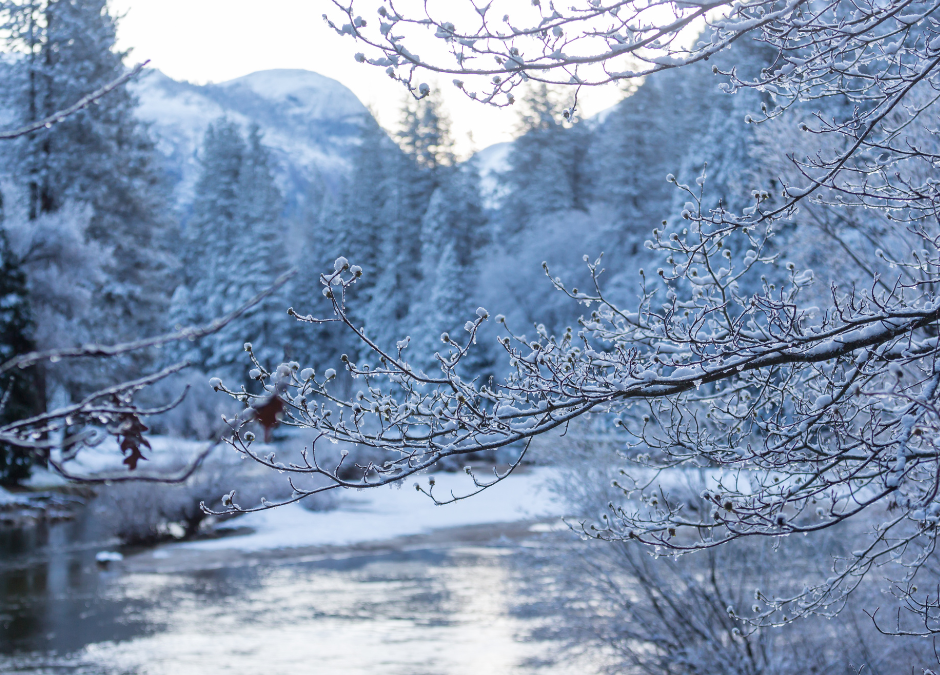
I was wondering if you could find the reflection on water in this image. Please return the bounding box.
[0,511,158,659]
[0,516,583,675]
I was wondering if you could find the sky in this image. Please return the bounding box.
[109,0,627,156]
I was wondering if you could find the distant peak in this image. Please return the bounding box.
[221,69,348,94]
[213,69,367,119]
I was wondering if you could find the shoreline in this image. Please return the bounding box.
[119,516,569,575]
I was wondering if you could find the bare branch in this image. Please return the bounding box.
[0,268,297,375]
[0,60,150,140]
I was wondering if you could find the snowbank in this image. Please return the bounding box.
[23,435,229,490]
[0,485,23,505]
[178,467,565,552]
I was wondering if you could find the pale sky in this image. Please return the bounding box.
[109,0,626,156]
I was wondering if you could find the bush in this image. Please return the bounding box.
[518,424,938,674]
[94,445,291,545]
[140,369,238,441]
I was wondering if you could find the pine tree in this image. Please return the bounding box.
[411,162,490,375]
[501,84,589,236]
[210,123,289,371]
[590,66,712,256]
[671,37,777,218]
[2,0,172,342]
[167,119,289,379]
[397,92,455,172]
[284,170,347,371]
[363,93,454,352]
[331,113,395,317]
[168,117,245,365]
[0,191,42,485]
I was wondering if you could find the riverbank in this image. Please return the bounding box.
[113,466,567,573]
[120,517,569,575]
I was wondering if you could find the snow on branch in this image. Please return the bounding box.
[328,0,940,223]
[325,0,749,104]
[214,174,940,631]
[0,270,296,477]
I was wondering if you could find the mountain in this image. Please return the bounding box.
[472,141,512,209]
[131,68,369,215]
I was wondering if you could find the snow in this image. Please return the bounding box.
[95,551,124,563]
[473,141,512,208]
[0,485,23,505]
[219,70,365,121]
[178,467,565,552]
[20,467,70,490]
[25,435,218,487]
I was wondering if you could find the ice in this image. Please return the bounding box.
[95,551,124,563]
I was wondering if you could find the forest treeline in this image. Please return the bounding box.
[0,0,844,483]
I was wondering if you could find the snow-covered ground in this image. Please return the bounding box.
[176,467,564,553]
[31,433,568,554]
[24,435,215,489]
[0,485,27,505]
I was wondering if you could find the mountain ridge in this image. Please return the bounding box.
[132,67,369,214]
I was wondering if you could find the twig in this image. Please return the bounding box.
[0,60,150,140]
[0,268,297,374]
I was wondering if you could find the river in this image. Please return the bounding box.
[0,510,589,675]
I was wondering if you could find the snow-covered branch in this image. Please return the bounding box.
[329,0,940,225]
[0,60,149,140]
[0,270,295,475]
[215,169,940,631]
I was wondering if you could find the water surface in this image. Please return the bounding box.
[0,514,584,675]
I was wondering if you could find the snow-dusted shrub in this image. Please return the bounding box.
[94,447,289,545]
[95,479,178,545]
[520,426,936,673]
[517,530,934,675]
[298,490,337,513]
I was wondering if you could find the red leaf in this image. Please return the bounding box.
[118,415,150,471]
[122,444,146,470]
[254,395,285,442]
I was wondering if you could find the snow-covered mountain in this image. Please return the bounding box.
[473,141,512,209]
[132,68,368,212]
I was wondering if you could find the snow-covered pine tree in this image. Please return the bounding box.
[411,161,489,375]
[0,191,42,485]
[283,169,348,371]
[670,38,776,219]
[168,119,288,380]
[168,117,244,367]
[591,66,711,255]
[325,112,395,329]
[209,123,289,371]
[1,0,172,343]
[397,90,455,173]
[363,93,454,352]
[289,110,400,372]
[500,84,590,237]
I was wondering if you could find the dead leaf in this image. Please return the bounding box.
[254,395,285,442]
[118,415,150,471]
